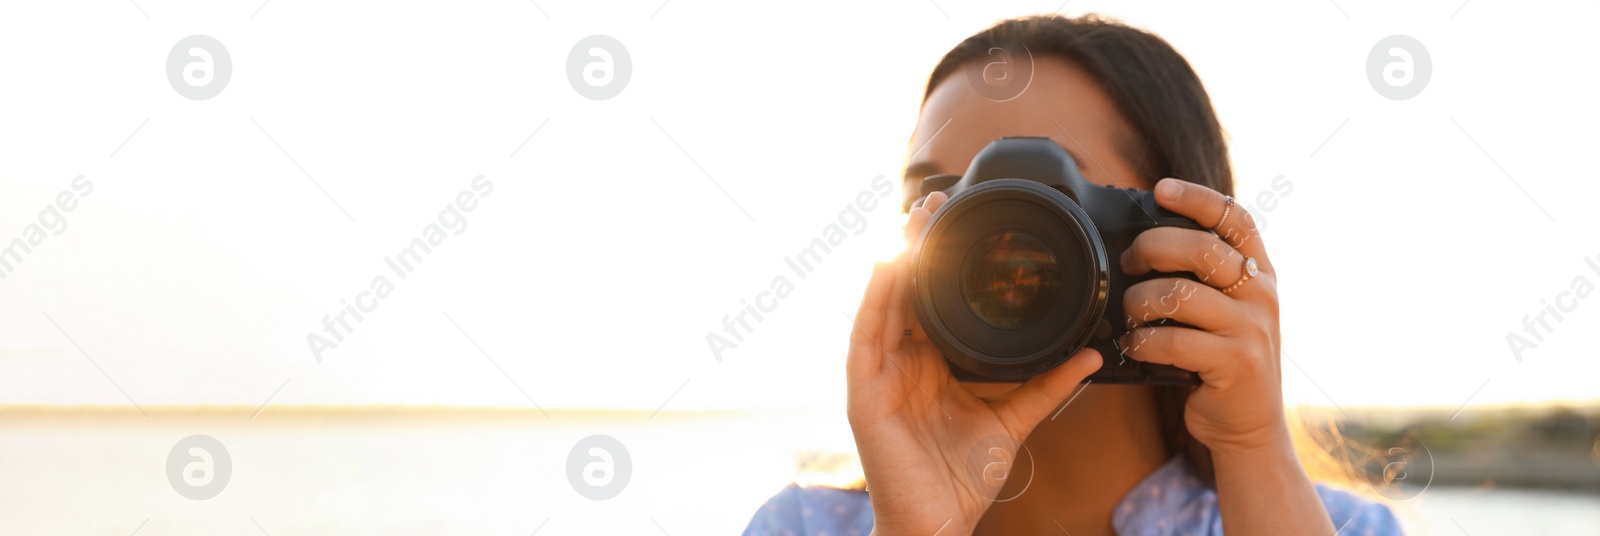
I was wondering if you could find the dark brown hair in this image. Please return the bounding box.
[924,14,1233,487]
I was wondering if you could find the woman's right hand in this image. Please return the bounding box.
[847,191,1103,536]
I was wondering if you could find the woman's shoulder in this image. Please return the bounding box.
[741,483,872,536]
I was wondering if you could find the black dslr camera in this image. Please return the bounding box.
[908,137,1203,385]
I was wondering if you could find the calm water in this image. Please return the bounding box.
[1395,487,1600,535]
[1,410,1594,535]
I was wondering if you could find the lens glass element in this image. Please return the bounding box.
[959,230,1061,330]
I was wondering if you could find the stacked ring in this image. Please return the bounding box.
[1213,195,1235,232]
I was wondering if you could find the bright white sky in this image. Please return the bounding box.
[0,0,1595,413]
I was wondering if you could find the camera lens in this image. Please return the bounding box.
[960,231,1061,330]
[912,179,1109,381]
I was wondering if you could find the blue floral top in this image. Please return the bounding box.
[742,455,1402,535]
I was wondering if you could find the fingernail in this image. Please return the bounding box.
[1157,178,1182,201]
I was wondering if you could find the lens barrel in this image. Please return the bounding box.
[912,179,1109,381]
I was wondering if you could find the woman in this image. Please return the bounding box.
[742,14,1403,536]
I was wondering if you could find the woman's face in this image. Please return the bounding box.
[906,57,1146,396]
[905,57,1148,205]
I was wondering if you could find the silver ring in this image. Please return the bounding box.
[1213,195,1235,232]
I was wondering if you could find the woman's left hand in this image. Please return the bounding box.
[1117,177,1289,454]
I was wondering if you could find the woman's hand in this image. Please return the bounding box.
[847,191,1103,536]
[1118,178,1334,535]
[1117,177,1288,453]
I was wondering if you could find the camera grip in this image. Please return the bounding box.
[1081,186,1204,385]
[1086,267,1202,386]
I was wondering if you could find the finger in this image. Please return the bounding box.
[902,192,949,246]
[885,253,914,343]
[989,348,1103,439]
[849,259,902,377]
[924,190,949,213]
[1153,178,1272,271]
[1119,227,1246,287]
[901,206,933,341]
[1117,325,1232,377]
[1121,278,1245,333]
[902,191,948,341]
[904,206,930,245]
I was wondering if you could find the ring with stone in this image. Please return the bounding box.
[1221,257,1258,295]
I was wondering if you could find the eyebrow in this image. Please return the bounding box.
[903,160,943,181]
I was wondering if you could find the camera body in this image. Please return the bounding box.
[909,137,1202,385]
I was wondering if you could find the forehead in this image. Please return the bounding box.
[905,56,1143,206]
